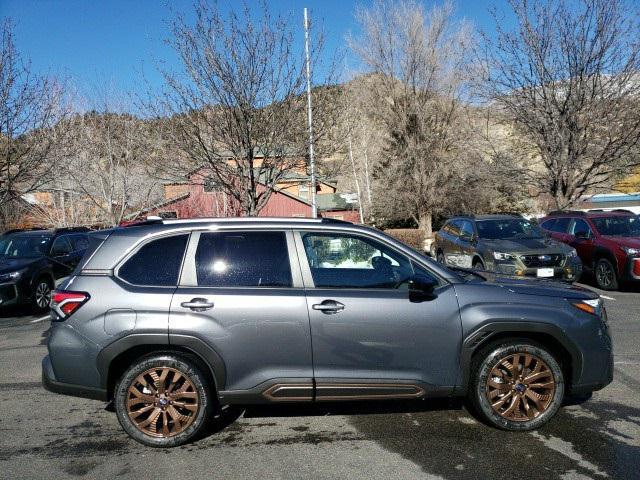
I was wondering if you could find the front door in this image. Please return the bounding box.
[169,229,313,401]
[296,230,462,400]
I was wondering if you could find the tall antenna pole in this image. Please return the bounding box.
[304,7,317,218]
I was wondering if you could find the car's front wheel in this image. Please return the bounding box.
[594,258,619,291]
[114,353,214,447]
[467,340,564,431]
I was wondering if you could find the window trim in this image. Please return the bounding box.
[114,232,191,288]
[50,235,73,257]
[293,229,441,290]
[178,229,303,289]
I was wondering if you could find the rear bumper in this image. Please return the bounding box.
[42,355,107,401]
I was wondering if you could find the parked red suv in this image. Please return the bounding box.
[539,210,640,290]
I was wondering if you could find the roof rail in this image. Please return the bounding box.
[547,210,586,216]
[0,227,47,236]
[122,216,354,227]
[612,209,635,214]
[53,226,91,234]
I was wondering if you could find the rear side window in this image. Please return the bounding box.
[548,217,571,233]
[195,231,292,287]
[119,235,188,286]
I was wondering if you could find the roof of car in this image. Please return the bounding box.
[449,214,523,221]
[545,209,636,218]
[123,217,353,229]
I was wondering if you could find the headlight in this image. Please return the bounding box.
[0,270,23,282]
[623,246,640,256]
[493,252,516,261]
[567,249,578,258]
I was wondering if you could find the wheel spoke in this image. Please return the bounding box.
[126,366,199,439]
[485,352,556,423]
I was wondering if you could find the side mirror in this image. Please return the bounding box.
[408,274,437,302]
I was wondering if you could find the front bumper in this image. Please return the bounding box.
[42,355,107,401]
[623,256,640,282]
[490,259,582,282]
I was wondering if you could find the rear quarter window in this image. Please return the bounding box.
[118,234,189,286]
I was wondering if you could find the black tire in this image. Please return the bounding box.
[467,339,564,431]
[594,257,619,291]
[437,251,445,264]
[114,352,214,447]
[472,259,485,271]
[32,276,53,313]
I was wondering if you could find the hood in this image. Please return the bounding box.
[469,271,598,300]
[601,236,640,249]
[0,257,38,274]
[481,237,569,254]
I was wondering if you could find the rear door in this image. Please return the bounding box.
[297,229,462,399]
[169,229,313,400]
[48,235,75,279]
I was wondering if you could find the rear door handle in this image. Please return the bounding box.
[312,300,345,314]
[181,298,214,312]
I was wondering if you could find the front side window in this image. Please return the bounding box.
[459,221,475,239]
[195,231,292,287]
[549,217,571,233]
[301,232,413,289]
[50,236,73,256]
[119,234,188,286]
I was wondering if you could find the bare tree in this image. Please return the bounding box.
[350,1,473,238]
[152,1,338,216]
[478,0,640,209]
[0,20,68,228]
[62,107,162,226]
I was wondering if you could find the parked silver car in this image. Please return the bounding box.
[43,218,612,447]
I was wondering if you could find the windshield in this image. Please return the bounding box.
[591,216,640,237]
[476,219,544,240]
[0,235,52,258]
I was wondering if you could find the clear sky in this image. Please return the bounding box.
[0,0,510,109]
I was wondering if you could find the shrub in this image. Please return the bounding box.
[384,228,424,251]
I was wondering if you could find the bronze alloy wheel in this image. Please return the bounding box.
[486,353,556,422]
[126,367,200,438]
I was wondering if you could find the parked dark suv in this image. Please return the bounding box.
[0,228,90,312]
[433,215,582,282]
[540,210,640,290]
[43,218,612,447]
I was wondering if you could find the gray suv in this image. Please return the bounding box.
[42,218,612,447]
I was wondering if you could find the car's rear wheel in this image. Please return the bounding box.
[114,353,213,447]
[595,258,619,291]
[467,340,564,431]
[32,277,52,313]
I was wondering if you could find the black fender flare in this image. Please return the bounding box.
[457,321,582,395]
[96,333,226,395]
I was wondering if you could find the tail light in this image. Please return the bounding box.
[51,290,90,320]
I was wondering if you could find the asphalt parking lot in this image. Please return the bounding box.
[1,279,639,480]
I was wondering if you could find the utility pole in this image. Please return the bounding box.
[303,7,317,218]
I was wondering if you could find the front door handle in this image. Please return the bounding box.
[312,300,345,314]
[181,298,214,312]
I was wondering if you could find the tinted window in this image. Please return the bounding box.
[302,232,413,289]
[549,217,571,233]
[459,221,474,239]
[570,219,592,236]
[591,215,640,237]
[68,234,89,251]
[0,234,51,258]
[119,234,188,286]
[50,236,73,256]
[539,219,556,231]
[195,231,291,287]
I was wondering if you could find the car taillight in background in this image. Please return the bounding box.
[51,290,90,320]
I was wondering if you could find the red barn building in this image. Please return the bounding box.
[129,167,360,223]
